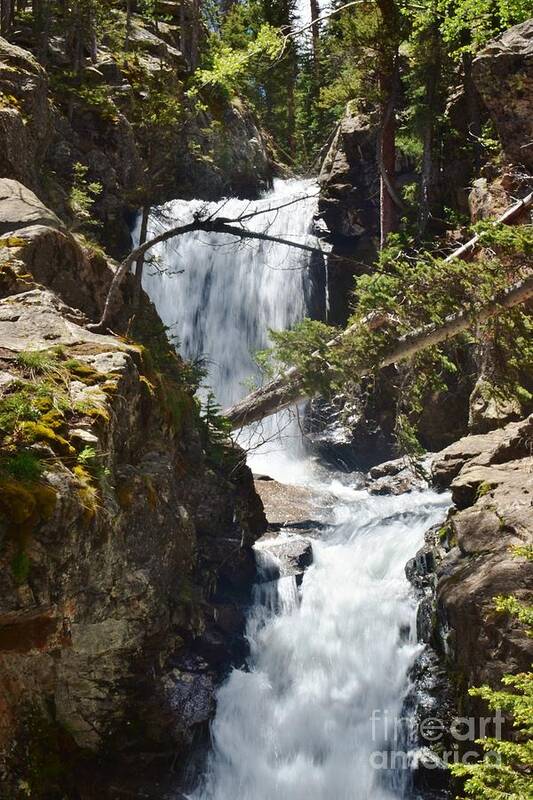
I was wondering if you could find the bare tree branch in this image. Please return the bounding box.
[87,209,328,333]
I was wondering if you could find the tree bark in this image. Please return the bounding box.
[378,77,398,247]
[125,0,132,50]
[309,0,320,82]
[375,0,401,248]
[0,0,14,34]
[418,16,441,236]
[133,204,150,308]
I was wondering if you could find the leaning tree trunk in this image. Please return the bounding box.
[224,191,533,428]
[224,274,533,429]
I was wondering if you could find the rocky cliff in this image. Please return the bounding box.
[0,11,274,257]
[0,177,267,798]
[403,414,533,791]
[310,20,533,472]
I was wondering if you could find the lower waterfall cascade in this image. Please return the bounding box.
[143,180,450,800]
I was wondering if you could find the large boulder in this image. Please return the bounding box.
[423,416,533,693]
[318,110,379,241]
[0,179,62,235]
[473,19,533,170]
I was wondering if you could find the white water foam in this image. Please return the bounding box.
[143,180,449,799]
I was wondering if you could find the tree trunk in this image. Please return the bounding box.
[224,273,533,428]
[462,52,482,170]
[125,0,132,50]
[309,0,320,82]
[133,204,150,308]
[378,73,397,248]
[375,0,401,248]
[1,0,13,34]
[190,0,200,70]
[223,191,533,427]
[418,17,441,236]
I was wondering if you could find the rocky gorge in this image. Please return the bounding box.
[0,5,532,800]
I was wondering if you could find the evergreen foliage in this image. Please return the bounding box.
[449,547,533,799]
[258,223,533,451]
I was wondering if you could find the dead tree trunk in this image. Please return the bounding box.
[378,73,398,247]
[223,191,533,428]
[224,273,533,428]
[418,15,441,236]
[133,204,150,308]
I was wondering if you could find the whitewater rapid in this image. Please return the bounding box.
[143,180,449,799]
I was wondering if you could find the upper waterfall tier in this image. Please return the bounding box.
[142,179,321,408]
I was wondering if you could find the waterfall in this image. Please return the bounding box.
[143,180,449,799]
[142,178,319,409]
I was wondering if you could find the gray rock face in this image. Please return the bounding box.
[0,179,62,235]
[0,216,267,794]
[431,414,533,487]
[0,38,50,191]
[367,457,427,495]
[410,416,533,705]
[473,19,533,170]
[318,111,379,241]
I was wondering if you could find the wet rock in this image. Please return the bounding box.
[367,457,427,495]
[257,535,314,578]
[254,476,330,533]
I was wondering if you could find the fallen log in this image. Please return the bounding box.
[225,191,533,428]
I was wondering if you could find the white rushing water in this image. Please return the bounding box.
[142,178,318,409]
[144,180,449,799]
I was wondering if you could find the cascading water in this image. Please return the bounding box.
[142,179,318,409]
[143,180,449,799]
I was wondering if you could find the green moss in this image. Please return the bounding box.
[40,408,67,433]
[0,235,25,248]
[116,481,134,510]
[73,465,100,522]
[476,480,493,500]
[21,421,75,456]
[438,524,450,542]
[0,451,43,481]
[0,477,57,544]
[11,549,30,585]
[64,358,102,385]
[73,401,110,424]
[143,475,158,509]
